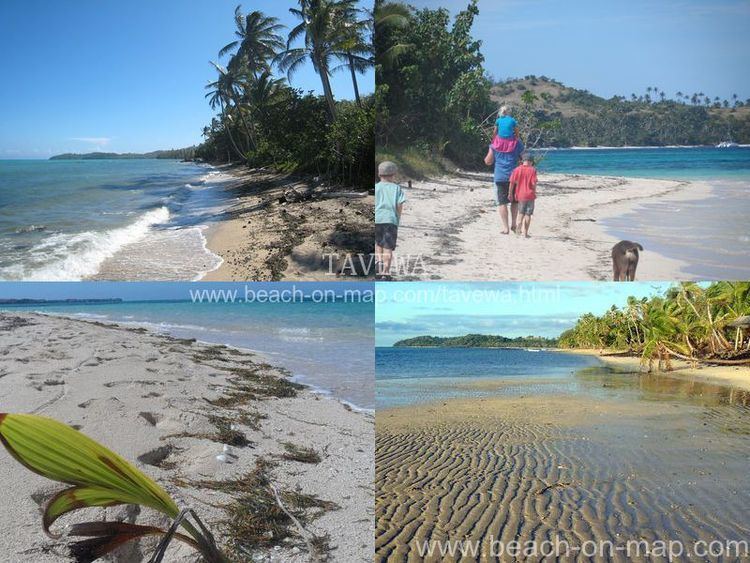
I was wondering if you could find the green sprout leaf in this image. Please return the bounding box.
[0,413,179,532]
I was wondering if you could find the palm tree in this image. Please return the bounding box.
[332,5,373,106]
[220,7,285,77]
[375,0,413,70]
[278,0,358,119]
[209,62,258,153]
[205,73,246,162]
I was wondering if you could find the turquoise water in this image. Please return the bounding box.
[376,347,601,409]
[2,298,375,410]
[0,159,228,281]
[536,146,750,180]
[534,147,750,278]
[376,347,750,410]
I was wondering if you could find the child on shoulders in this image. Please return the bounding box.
[491,105,518,152]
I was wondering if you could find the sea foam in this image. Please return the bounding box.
[2,206,170,281]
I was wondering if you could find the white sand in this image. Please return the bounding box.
[392,172,712,280]
[0,312,373,562]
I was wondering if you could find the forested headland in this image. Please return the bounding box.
[49,148,197,160]
[559,282,750,371]
[393,334,558,348]
[195,2,374,189]
[376,0,750,175]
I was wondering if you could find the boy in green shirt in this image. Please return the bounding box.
[375,161,406,280]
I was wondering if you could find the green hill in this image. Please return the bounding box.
[492,76,750,147]
[50,147,197,160]
[393,334,558,348]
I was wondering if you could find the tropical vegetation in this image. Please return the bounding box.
[0,413,228,562]
[376,0,499,172]
[558,282,750,371]
[376,1,749,174]
[394,334,558,348]
[493,76,750,147]
[50,148,198,160]
[196,2,374,189]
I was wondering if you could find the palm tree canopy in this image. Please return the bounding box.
[220,6,286,76]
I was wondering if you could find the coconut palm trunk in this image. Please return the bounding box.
[316,57,337,119]
[347,52,361,106]
[220,102,246,163]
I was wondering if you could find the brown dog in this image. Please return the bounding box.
[611,241,644,281]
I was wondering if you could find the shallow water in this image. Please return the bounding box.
[4,299,375,410]
[604,179,750,279]
[376,348,750,559]
[0,159,227,280]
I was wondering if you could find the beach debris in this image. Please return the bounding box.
[216,453,229,463]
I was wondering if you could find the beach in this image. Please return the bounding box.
[0,312,374,562]
[565,348,750,392]
[203,167,374,281]
[0,160,374,282]
[375,348,750,561]
[393,171,714,281]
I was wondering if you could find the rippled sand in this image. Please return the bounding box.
[376,393,750,562]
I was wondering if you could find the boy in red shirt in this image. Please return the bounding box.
[509,153,538,238]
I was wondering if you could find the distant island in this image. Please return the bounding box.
[0,298,123,305]
[492,76,750,147]
[393,334,558,348]
[50,148,197,161]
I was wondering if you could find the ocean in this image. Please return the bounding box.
[535,146,750,180]
[535,147,750,279]
[0,159,229,281]
[376,346,750,411]
[1,298,375,411]
[376,347,601,409]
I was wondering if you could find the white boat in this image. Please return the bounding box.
[716,141,739,148]
[526,348,541,352]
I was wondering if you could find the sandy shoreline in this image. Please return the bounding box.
[562,347,750,391]
[202,167,374,281]
[393,172,711,281]
[376,364,750,561]
[0,312,373,562]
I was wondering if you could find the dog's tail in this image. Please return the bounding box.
[633,242,644,252]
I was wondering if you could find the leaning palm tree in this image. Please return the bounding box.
[205,74,246,162]
[220,6,286,77]
[209,62,258,153]
[277,0,355,119]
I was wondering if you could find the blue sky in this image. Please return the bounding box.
[0,0,373,159]
[409,0,750,101]
[375,282,675,346]
[0,282,373,301]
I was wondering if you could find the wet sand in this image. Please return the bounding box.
[0,312,374,562]
[376,365,750,561]
[393,172,711,281]
[203,167,374,281]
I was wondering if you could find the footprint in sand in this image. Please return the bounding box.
[137,445,178,468]
[138,412,164,427]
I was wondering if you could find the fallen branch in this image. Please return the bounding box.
[270,483,323,562]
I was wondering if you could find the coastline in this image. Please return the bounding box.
[0,311,373,562]
[561,347,750,391]
[393,171,711,281]
[202,167,374,281]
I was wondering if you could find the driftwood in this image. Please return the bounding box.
[662,345,750,366]
[270,483,323,562]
